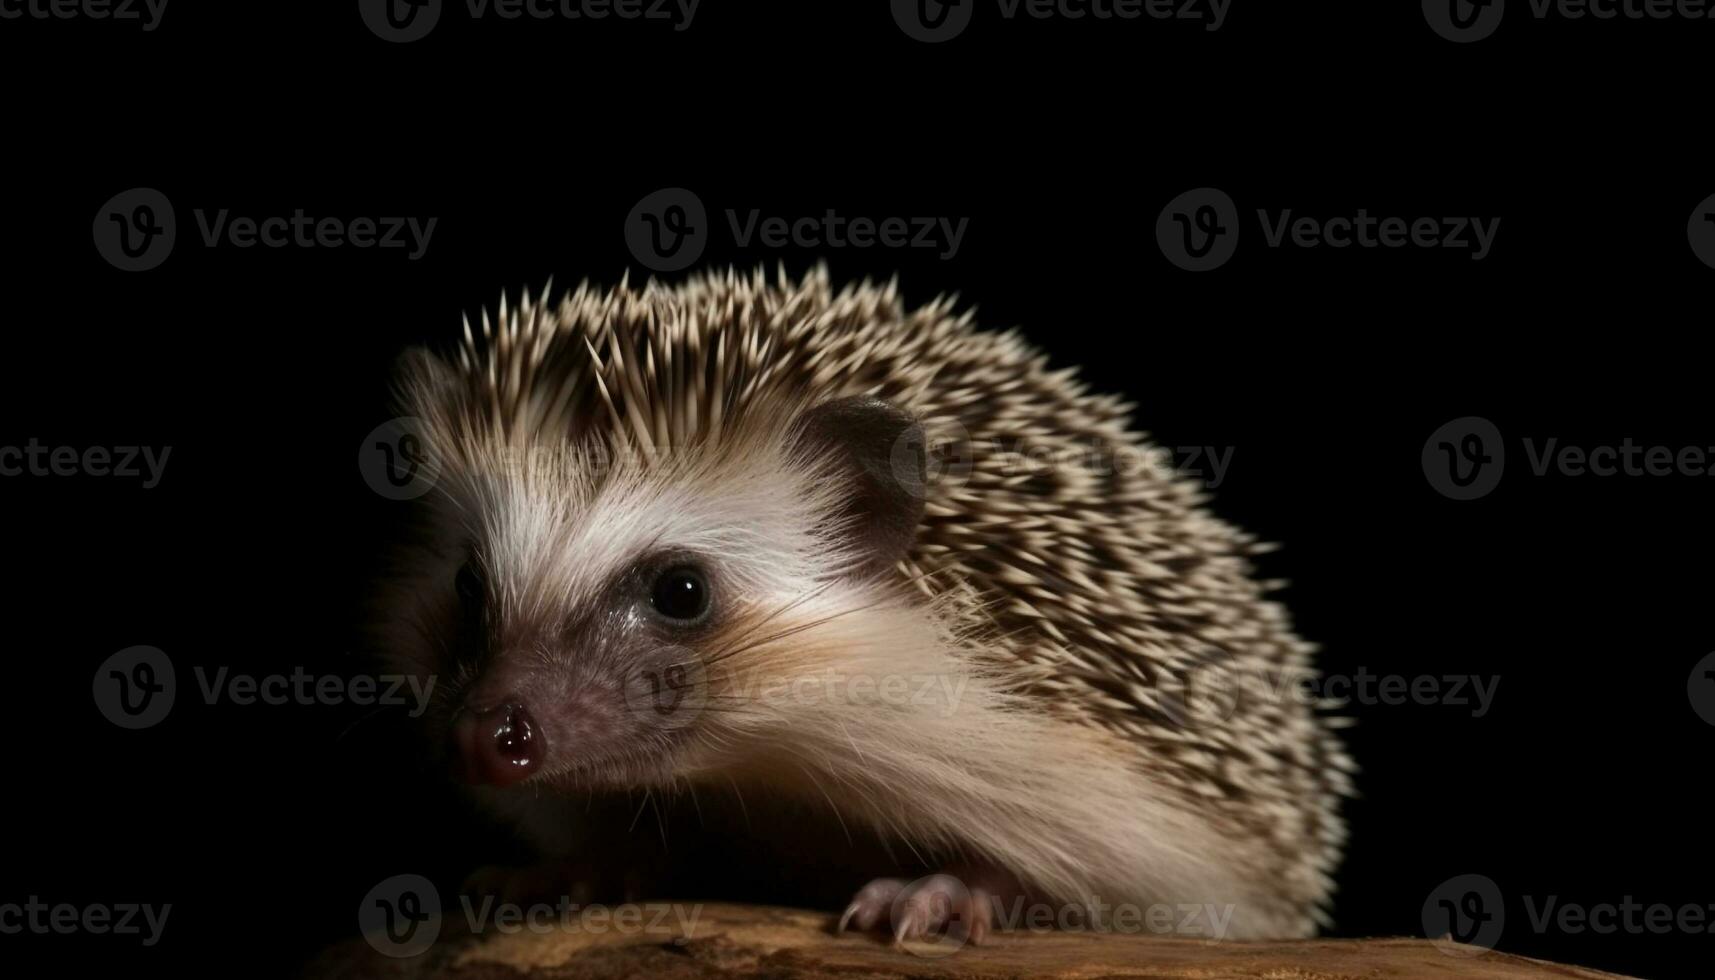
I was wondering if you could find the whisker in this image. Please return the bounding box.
[333,703,397,744]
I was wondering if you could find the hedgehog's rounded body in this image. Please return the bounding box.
[379,266,1350,941]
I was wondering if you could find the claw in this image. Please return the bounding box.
[969,888,992,946]
[841,872,1005,951]
[835,877,906,938]
[891,904,927,946]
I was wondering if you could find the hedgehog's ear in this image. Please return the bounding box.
[793,396,927,574]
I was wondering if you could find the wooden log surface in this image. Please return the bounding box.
[309,901,1638,979]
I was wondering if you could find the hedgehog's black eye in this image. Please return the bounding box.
[650,566,709,623]
[455,560,486,610]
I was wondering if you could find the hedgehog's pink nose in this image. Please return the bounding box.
[452,701,542,786]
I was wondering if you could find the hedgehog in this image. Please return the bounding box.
[372,265,1352,945]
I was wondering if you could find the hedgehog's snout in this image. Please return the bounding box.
[451,700,542,787]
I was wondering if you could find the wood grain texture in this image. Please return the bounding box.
[310,901,1638,979]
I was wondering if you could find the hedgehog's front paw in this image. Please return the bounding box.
[836,873,998,947]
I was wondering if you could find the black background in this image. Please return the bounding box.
[2,2,1710,978]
